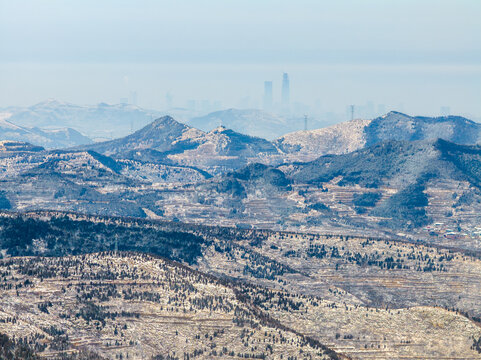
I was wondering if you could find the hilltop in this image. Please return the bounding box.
[276,111,481,160]
[78,116,281,174]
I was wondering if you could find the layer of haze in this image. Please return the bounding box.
[1,0,480,119]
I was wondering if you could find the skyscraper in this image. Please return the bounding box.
[263,81,273,111]
[281,73,290,112]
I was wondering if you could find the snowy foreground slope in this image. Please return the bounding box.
[1,213,481,359]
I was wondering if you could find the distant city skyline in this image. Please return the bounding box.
[1,1,480,120]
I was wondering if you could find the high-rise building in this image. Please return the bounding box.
[263,81,273,111]
[281,73,290,112]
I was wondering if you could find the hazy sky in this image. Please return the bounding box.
[1,0,480,118]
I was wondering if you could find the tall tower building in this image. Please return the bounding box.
[281,73,290,112]
[263,81,273,111]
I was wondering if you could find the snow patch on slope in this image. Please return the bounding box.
[275,119,372,159]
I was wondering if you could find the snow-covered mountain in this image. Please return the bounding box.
[2,99,162,140]
[77,115,197,156]
[275,118,370,159]
[0,115,92,149]
[363,111,481,146]
[79,116,282,174]
[275,111,481,160]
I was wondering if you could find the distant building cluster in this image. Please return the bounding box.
[118,74,453,128]
[263,73,291,115]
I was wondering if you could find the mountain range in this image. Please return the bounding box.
[2,107,481,359]
[1,99,162,140]
[77,116,280,174]
[6,99,480,156]
[0,116,92,149]
[74,111,481,176]
[0,110,480,248]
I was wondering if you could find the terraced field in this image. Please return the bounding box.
[1,212,480,359]
[0,253,336,360]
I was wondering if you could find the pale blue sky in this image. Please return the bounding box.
[1,0,480,118]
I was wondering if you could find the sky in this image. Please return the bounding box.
[0,0,480,119]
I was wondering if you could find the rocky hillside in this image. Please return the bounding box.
[0,143,208,217]
[1,211,481,359]
[285,139,478,188]
[0,253,336,360]
[276,112,481,160]
[79,116,281,174]
[364,111,481,146]
[150,138,481,239]
[4,138,481,239]
[275,118,370,159]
